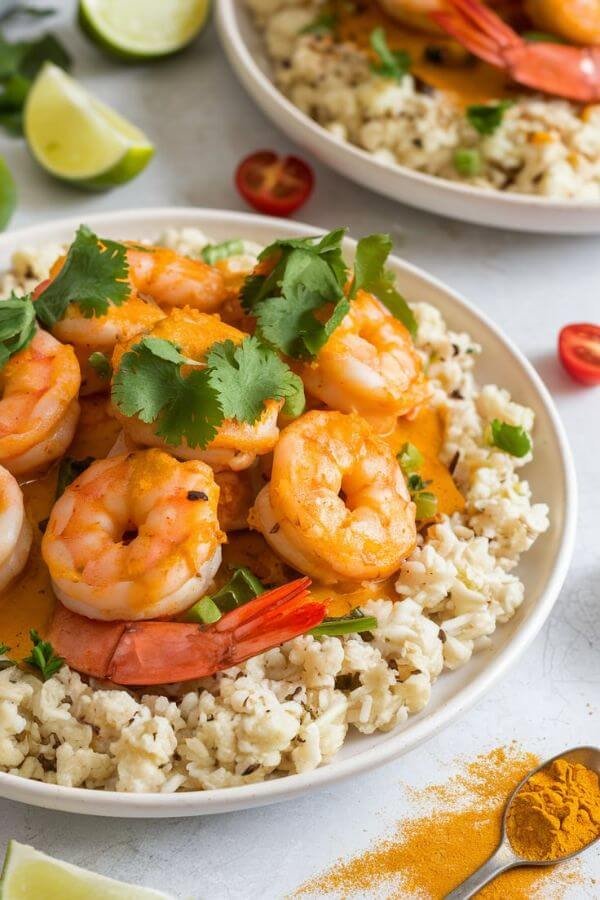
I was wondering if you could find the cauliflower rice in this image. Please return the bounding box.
[244,0,600,199]
[0,228,549,793]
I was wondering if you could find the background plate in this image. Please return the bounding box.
[216,0,600,234]
[0,207,576,816]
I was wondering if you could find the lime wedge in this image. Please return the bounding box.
[0,157,16,230]
[24,63,154,191]
[0,841,173,900]
[78,0,211,60]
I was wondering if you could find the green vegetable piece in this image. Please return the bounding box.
[185,595,222,625]
[398,441,423,474]
[35,225,129,327]
[489,419,532,458]
[453,147,482,176]
[0,642,9,655]
[351,233,417,336]
[201,239,244,265]
[311,610,378,637]
[24,629,63,681]
[370,27,411,82]
[301,12,337,34]
[0,293,36,368]
[466,100,513,136]
[88,350,112,380]
[55,456,95,500]
[414,490,438,520]
[523,31,566,44]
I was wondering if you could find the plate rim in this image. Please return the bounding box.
[216,0,600,229]
[0,206,577,817]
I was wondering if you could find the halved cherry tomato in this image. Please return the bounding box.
[235,151,314,217]
[558,323,600,385]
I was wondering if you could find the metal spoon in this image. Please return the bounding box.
[445,746,600,900]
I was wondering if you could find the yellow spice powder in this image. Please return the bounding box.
[298,746,587,899]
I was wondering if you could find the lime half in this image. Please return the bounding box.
[0,841,172,899]
[79,0,211,60]
[24,63,154,191]
[0,157,16,230]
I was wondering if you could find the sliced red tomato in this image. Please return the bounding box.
[235,151,314,217]
[558,323,600,386]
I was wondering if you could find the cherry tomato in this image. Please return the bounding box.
[558,323,600,385]
[235,151,314,217]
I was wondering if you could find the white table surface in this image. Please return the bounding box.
[0,5,598,898]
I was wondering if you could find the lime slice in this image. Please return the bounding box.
[0,841,173,900]
[24,63,154,191]
[0,157,16,230]
[78,0,211,61]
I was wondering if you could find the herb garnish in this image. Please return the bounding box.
[398,444,439,520]
[35,225,129,328]
[466,100,513,136]
[301,11,337,35]
[397,441,423,475]
[310,608,378,637]
[489,419,532,458]
[24,629,63,681]
[185,567,265,624]
[0,642,9,655]
[0,292,36,367]
[201,239,244,265]
[0,641,13,671]
[454,147,482,176]
[0,31,70,134]
[112,334,304,449]
[350,233,417,336]
[55,456,95,499]
[88,351,112,380]
[370,27,411,82]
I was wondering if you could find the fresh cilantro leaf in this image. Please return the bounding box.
[24,629,63,681]
[351,234,418,336]
[207,336,305,423]
[0,292,36,368]
[370,27,411,81]
[301,12,337,34]
[201,239,244,265]
[0,72,29,111]
[88,351,112,380]
[256,285,349,360]
[112,337,223,450]
[35,225,129,327]
[466,100,513,136]
[55,456,95,500]
[18,33,70,79]
[0,30,69,135]
[489,419,532,458]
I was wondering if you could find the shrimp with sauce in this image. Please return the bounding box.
[0,465,32,592]
[42,449,225,621]
[111,308,282,472]
[0,329,81,476]
[299,290,430,434]
[250,410,416,585]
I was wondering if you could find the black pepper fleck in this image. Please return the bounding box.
[187,490,208,501]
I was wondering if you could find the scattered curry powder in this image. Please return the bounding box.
[506,757,600,862]
[298,746,587,899]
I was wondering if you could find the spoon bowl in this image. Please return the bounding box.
[445,745,600,899]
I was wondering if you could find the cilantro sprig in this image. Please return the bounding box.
[466,100,513,136]
[350,234,417,336]
[112,334,305,449]
[35,225,129,328]
[489,419,532,458]
[0,292,36,367]
[370,27,411,82]
[0,31,70,135]
[24,629,63,681]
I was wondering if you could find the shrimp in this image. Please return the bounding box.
[0,465,32,592]
[48,577,326,685]
[215,468,258,531]
[524,0,600,46]
[41,449,225,621]
[0,329,81,476]
[125,245,228,312]
[377,0,448,33]
[250,410,416,585]
[433,0,600,101]
[111,309,282,472]
[299,291,430,434]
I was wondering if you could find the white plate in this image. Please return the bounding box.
[0,208,576,817]
[216,0,600,234]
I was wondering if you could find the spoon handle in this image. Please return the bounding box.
[444,844,518,899]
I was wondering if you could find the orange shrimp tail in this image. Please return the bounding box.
[48,577,326,686]
[432,0,600,102]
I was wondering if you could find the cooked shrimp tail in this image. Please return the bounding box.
[48,577,325,685]
[432,0,600,101]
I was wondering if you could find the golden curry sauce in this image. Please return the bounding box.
[332,0,519,106]
[0,401,463,654]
